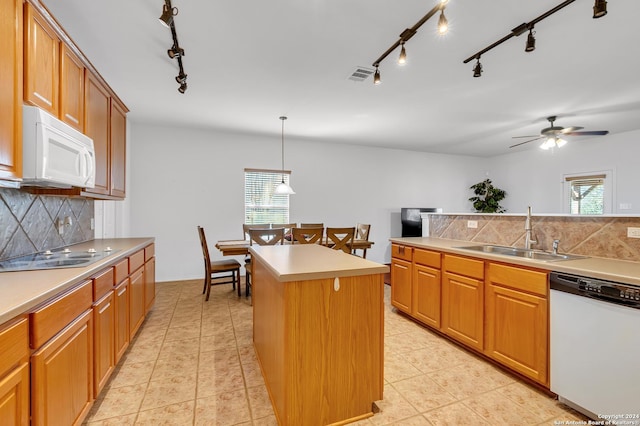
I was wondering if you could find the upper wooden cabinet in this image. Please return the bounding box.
[0,0,23,182]
[24,2,59,115]
[110,99,127,198]
[84,72,111,196]
[59,44,84,131]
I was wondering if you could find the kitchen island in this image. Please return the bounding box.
[249,244,388,426]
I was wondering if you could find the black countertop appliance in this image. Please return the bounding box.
[401,208,440,237]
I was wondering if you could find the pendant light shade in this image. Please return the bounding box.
[275,116,295,195]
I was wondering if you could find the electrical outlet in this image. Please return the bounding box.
[620,203,632,210]
[627,227,640,238]
[90,218,95,231]
[467,220,478,229]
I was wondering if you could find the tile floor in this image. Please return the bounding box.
[84,280,589,425]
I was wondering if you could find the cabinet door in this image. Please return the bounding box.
[114,279,129,363]
[486,266,548,385]
[0,0,23,181]
[442,272,484,351]
[390,258,412,314]
[144,257,156,313]
[129,268,145,339]
[110,99,127,198]
[59,44,84,131]
[31,310,93,426]
[93,292,115,397]
[84,72,110,195]
[0,362,29,426]
[24,3,59,114]
[413,264,441,328]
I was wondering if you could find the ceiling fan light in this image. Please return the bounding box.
[540,138,553,150]
[398,43,407,66]
[437,10,448,34]
[593,0,607,18]
[525,30,536,52]
[159,4,174,27]
[473,59,482,78]
[556,137,567,147]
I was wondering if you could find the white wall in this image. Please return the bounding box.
[485,129,640,215]
[126,122,487,282]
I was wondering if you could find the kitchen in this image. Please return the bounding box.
[1,0,640,424]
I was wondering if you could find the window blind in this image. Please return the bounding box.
[244,169,290,224]
[567,175,605,214]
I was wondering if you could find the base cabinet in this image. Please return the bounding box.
[114,279,130,363]
[31,310,93,426]
[0,318,29,426]
[485,263,549,385]
[129,268,145,339]
[413,264,441,328]
[93,291,115,397]
[390,257,412,313]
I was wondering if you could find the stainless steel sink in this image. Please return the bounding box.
[0,247,119,272]
[455,245,587,262]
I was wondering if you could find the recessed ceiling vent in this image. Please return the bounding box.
[348,66,375,82]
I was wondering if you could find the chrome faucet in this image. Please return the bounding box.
[524,206,537,250]
[552,239,560,255]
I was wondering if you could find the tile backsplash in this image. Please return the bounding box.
[0,188,94,260]
[428,213,640,262]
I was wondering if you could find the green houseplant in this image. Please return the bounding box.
[469,179,507,213]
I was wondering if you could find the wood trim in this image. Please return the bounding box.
[244,168,291,174]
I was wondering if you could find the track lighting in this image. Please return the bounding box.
[593,0,607,18]
[463,0,607,76]
[437,10,448,35]
[473,58,482,78]
[175,73,187,84]
[525,29,536,52]
[398,43,407,65]
[158,4,177,28]
[370,0,449,84]
[167,45,184,59]
[178,82,187,94]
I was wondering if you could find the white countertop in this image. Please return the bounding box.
[390,237,640,286]
[249,244,389,282]
[0,238,154,325]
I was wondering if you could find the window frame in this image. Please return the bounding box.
[244,168,291,225]
[562,170,613,215]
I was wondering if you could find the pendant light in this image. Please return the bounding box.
[274,116,295,195]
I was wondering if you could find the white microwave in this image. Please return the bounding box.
[21,105,95,188]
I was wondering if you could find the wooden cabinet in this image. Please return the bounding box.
[30,280,94,426]
[24,2,59,115]
[0,317,29,426]
[60,43,84,131]
[110,99,127,198]
[485,263,549,385]
[390,244,412,314]
[144,244,156,313]
[92,268,115,397]
[442,254,484,351]
[129,250,145,339]
[31,310,93,426]
[0,0,23,182]
[84,71,111,196]
[413,265,441,328]
[114,277,130,363]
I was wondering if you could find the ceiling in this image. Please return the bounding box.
[42,0,640,157]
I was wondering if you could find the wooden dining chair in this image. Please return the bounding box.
[325,227,355,254]
[197,226,242,301]
[271,223,297,241]
[300,223,324,228]
[245,228,286,298]
[292,226,324,244]
[242,223,270,240]
[353,223,371,258]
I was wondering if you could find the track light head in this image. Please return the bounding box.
[525,29,536,52]
[167,45,184,59]
[473,59,482,78]
[437,10,448,34]
[178,82,187,94]
[398,43,407,65]
[175,73,187,84]
[159,4,176,27]
[373,66,381,85]
[593,0,607,18]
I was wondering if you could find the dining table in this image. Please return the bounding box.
[215,238,374,257]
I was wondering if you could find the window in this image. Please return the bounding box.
[244,168,290,224]
[564,173,610,215]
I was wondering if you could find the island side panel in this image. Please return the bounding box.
[252,257,286,423]
[285,274,384,425]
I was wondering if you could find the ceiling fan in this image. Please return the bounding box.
[510,116,609,150]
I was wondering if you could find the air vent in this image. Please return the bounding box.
[348,66,375,82]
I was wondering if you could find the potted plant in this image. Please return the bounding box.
[469,179,507,213]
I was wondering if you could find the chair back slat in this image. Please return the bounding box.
[300,223,324,228]
[292,227,324,244]
[325,227,355,253]
[249,228,285,245]
[243,223,271,239]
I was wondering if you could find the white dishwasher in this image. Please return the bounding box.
[550,272,640,423]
